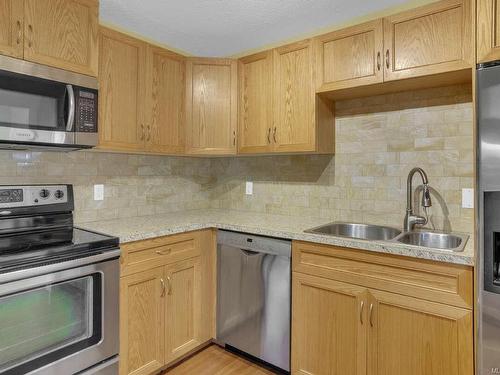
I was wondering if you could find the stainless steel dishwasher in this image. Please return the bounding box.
[216,230,291,372]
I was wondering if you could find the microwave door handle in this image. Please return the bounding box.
[65,85,75,131]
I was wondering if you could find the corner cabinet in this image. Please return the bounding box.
[291,241,474,375]
[185,58,238,155]
[477,0,500,63]
[119,230,216,375]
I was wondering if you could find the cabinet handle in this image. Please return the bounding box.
[360,301,364,324]
[273,127,277,143]
[16,21,21,45]
[376,52,381,71]
[385,49,390,69]
[166,276,172,295]
[155,248,171,256]
[160,278,166,297]
[140,124,145,140]
[27,24,33,48]
[267,128,271,144]
[147,125,151,142]
[369,303,374,327]
[233,130,236,146]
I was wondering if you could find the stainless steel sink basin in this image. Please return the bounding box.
[394,231,467,251]
[305,222,402,241]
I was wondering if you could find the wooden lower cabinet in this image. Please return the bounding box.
[120,267,165,375]
[292,273,367,375]
[119,230,216,375]
[291,241,474,375]
[165,257,202,363]
[368,290,473,375]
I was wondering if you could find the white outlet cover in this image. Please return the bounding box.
[94,184,104,201]
[245,181,253,195]
[462,188,474,208]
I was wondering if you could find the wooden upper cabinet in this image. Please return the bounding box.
[368,290,473,375]
[185,58,237,155]
[98,27,147,152]
[273,40,317,153]
[292,273,367,375]
[383,0,473,81]
[477,0,500,63]
[315,19,384,92]
[0,0,23,58]
[120,267,165,375]
[24,0,98,76]
[165,257,202,363]
[238,51,274,154]
[146,46,186,154]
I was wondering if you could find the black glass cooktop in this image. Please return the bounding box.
[0,227,119,273]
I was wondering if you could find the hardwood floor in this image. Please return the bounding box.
[163,345,277,374]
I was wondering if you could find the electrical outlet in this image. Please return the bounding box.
[245,181,253,195]
[94,184,104,201]
[462,188,474,208]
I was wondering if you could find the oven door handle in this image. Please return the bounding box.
[0,248,121,284]
[65,84,75,132]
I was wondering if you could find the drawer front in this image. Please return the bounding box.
[121,231,201,276]
[292,241,473,309]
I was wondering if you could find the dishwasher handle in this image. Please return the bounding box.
[241,249,261,256]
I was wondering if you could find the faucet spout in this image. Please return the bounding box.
[404,167,432,232]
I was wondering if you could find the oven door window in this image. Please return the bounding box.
[0,274,102,374]
[0,72,67,131]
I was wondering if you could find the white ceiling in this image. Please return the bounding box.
[100,0,410,57]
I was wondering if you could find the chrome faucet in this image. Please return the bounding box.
[404,167,432,232]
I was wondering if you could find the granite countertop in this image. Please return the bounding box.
[80,209,475,266]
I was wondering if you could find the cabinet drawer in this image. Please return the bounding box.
[121,232,201,276]
[292,241,473,309]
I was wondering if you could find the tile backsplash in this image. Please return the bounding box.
[211,84,474,235]
[0,84,474,236]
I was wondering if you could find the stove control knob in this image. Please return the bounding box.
[39,189,50,199]
[54,190,64,199]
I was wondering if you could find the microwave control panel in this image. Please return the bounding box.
[75,88,98,133]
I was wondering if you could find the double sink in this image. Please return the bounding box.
[305,222,468,252]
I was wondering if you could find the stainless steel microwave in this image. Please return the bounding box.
[0,55,98,151]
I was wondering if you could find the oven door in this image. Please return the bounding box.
[0,257,119,375]
[0,69,75,146]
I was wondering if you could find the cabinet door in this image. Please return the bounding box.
[147,46,185,154]
[24,0,98,76]
[368,290,473,375]
[0,0,23,58]
[383,0,473,81]
[292,273,368,375]
[477,0,500,62]
[238,51,274,154]
[98,27,147,152]
[185,58,237,155]
[314,19,384,92]
[165,257,202,363]
[120,267,165,375]
[273,40,316,153]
